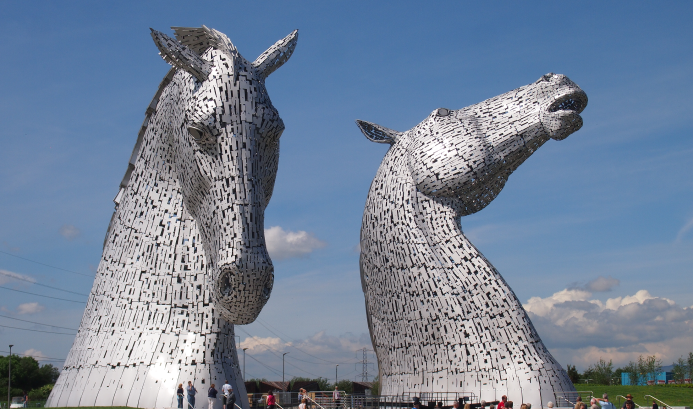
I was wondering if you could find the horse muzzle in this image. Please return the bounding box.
[215,258,274,324]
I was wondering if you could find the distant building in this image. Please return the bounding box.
[622,372,672,386]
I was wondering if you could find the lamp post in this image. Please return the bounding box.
[242,348,248,380]
[282,352,288,383]
[335,364,339,386]
[8,344,13,409]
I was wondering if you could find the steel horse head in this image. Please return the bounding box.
[150,26,298,324]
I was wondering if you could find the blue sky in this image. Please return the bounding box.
[0,1,692,381]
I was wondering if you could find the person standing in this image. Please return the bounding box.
[300,398,308,409]
[22,391,28,408]
[333,386,341,409]
[208,383,218,409]
[222,380,234,409]
[652,400,659,409]
[177,384,185,409]
[187,381,198,409]
[574,396,583,409]
[267,391,276,409]
[597,394,615,409]
[621,396,634,409]
[498,396,508,409]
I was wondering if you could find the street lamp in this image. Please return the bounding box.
[282,353,288,383]
[242,348,248,380]
[335,364,339,385]
[8,344,13,409]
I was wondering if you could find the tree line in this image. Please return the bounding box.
[0,355,60,401]
[566,352,693,385]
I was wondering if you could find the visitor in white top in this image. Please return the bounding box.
[222,381,234,409]
[333,386,341,407]
[597,394,615,409]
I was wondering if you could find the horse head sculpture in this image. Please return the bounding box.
[150,26,297,323]
[47,27,297,408]
[358,73,587,216]
[357,74,587,405]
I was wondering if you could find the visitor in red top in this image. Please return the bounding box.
[267,391,276,409]
[498,396,508,409]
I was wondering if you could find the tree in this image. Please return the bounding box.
[643,355,662,383]
[289,377,331,392]
[0,354,60,396]
[623,361,640,386]
[370,375,379,396]
[613,367,624,385]
[567,365,580,385]
[672,357,687,384]
[584,358,613,385]
[688,352,693,380]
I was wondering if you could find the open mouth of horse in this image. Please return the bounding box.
[548,91,588,115]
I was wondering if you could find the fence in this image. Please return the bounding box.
[553,391,594,407]
[247,392,477,409]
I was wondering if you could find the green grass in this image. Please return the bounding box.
[573,385,693,407]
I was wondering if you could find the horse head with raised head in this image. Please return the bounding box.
[356,73,587,403]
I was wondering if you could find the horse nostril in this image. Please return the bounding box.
[219,270,233,297]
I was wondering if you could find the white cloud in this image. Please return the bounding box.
[265,226,327,260]
[17,302,44,314]
[0,269,36,285]
[675,217,693,243]
[236,329,373,380]
[59,224,80,240]
[524,286,693,369]
[584,276,620,292]
[23,349,47,360]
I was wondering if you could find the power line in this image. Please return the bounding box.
[0,286,86,303]
[244,351,295,379]
[255,318,342,365]
[0,314,78,331]
[0,323,75,335]
[0,249,93,278]
[235,327,325,378]
[237,326,356,367]
[0,270,89,296]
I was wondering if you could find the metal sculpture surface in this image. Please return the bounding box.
[47,26,298,408]
[356,73,587,406]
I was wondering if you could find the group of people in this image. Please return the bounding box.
[412,395,524,409]
[574,394,664,409]
[176,380,236,409]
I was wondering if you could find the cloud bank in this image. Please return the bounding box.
[265,226,327,260]
[524,278,693,369]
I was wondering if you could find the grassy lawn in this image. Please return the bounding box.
[573,385,693,407]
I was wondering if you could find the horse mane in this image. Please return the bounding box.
[107,26,242,249]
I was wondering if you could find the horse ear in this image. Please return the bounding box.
[150,28,212,83]
[355,120,402,145]
[252,30,299,79]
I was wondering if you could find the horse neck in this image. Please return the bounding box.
[95,76,210,310]
[364,144,467,253]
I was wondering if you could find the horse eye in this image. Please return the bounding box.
[437,108,450,117]
[188,126,205,141]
